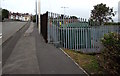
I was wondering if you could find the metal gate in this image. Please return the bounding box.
[41,12,48,43]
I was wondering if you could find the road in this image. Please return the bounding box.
[2,21,27,44]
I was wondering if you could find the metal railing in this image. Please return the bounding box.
[47,12,119,53]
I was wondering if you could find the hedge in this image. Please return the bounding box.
[100,32,120,75]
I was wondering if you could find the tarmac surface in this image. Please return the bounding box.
[2,22,30,66]
[2,21,27,43]
[2,22,87,75]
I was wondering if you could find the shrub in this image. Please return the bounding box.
[104,22,120,25]
[32,15,36,22]
[100,32,120,75]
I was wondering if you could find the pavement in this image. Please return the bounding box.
[2,22,87,75]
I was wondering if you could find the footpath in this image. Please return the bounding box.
[2,22,87,75]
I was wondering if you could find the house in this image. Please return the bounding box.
[9,12,31,21]
[22,13,31,21]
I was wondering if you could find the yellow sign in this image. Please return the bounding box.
[59,22,61,27]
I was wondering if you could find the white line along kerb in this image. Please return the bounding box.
[60,48,89,76]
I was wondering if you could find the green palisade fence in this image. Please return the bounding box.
[61,23,92,50]
[47,12,120,53]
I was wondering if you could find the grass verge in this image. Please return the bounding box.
[63,49,106,75]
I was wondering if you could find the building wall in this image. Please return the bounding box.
[9,14,30,21]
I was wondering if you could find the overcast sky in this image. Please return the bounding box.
[1,0,120,22]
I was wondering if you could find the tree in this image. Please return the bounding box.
[2,9,9,20]
[70,16,78,19]
[32,15,36,22]
[90,3,115,25]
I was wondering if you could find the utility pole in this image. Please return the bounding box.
[36,0,37,26]
[38,0,41,34]
[61,7,69,15]
[119,1,120,22]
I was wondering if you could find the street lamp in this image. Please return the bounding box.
[38,0,41,34]
[36,0,41,34]
[61,6,69,15]
[35,0,37,25]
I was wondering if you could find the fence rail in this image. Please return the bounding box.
[46,12,120,53]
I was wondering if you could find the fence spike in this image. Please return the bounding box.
[79,17,80,22]
[81,18,83,22]
[78,17,80,22]
[85,19,86,22]
[83,18,85,22]
[67,15,69,24]
[51,12,53,19]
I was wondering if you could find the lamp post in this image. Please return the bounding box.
[61,6,69,15]
[38,0,41,34]
[36,0,37,25]
[118,1,120,22]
